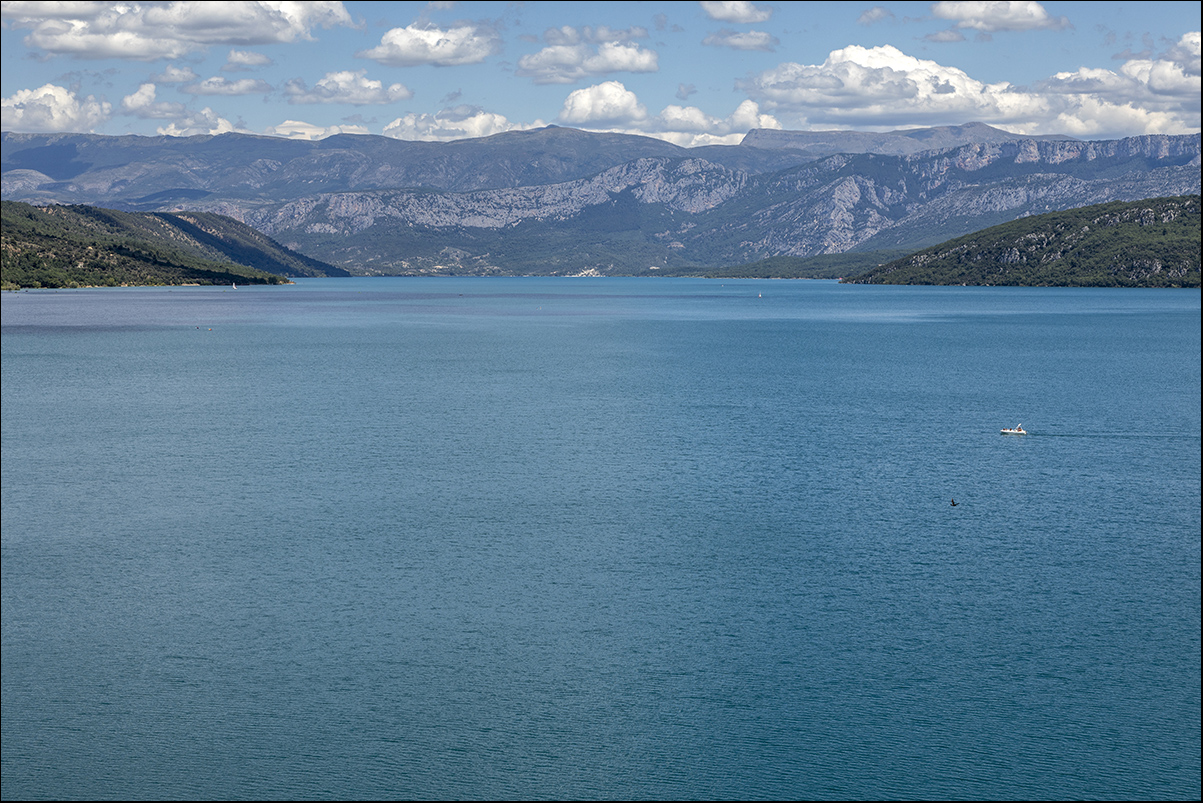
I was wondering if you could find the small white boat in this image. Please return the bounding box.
[1000,424,1026,435]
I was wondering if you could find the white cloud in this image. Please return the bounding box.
[120,83,187,119]
[152,64,200,83]
[358,23,502,67]
[923,29,968,43]
[551,81,781,146]
[283,71,413,105]
[0,3,111,20]
[737,41,1202,138]
[223,49,273,71]
[156,106,247,137]
[266,119,372,140]
[1036,32,1201,119]
[1043,95,1186,139]
[383,105,541,142]
[858,7,894,26]
[699,1,773,24]
[517,35,659,84]
[931,1,1070,33]
[702,29,779,51]
[656,104,721,133]
[558,81,649,125]
[1,82,111,132]
[2,1,354,60]
[646,99,780,146]
[1165,31,1202,77]
[182,77,272,96]
[740,45,993,117]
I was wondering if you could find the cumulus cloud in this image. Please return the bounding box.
[931,1,1070,33]
[1037,32,1201,117]
[283,71,413,105]
[182,77,272,96]
[152,64,200,83]
[1165,30,1202,77]
[552,81,780,146]
[702,28,779,51]
[739,45,991,121]
[699,1,773,24]
[517,27,659,84]
[518,41,659,84]
[382,105,541,142]
[266,119,372,140]
[357,23,502,67]
[647,99,781,145]
[1,82,111,132]
[2,1,354,60]
[223,49,273,71]
[738,40,1201,138]
[120,83,187,119]
[156,106,248,137]
[558,81,649,125]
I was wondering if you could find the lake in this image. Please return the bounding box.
[2,278,1200,800]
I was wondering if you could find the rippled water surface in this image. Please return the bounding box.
[3,279,1200,800]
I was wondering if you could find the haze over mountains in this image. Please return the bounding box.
[2,123,1199,276]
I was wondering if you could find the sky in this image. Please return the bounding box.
[1,1,1200,145]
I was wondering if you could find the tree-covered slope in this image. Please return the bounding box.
[1,201,347,289]
[842,195,1200,287]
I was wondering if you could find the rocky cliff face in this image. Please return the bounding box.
[3,127,1198,274]
[221,158,747,235]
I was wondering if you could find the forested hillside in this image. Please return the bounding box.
[843,196,1200,287]
[1,201,347,289]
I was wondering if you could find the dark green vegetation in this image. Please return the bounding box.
[843,196,1200,287]
[1,201,348,290]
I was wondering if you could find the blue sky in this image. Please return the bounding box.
[2,1,1199,144]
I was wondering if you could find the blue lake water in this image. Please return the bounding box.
[2,278,1200,800]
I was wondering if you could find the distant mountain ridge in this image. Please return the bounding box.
[2,124,1198,275]
[1,126,812,202]
[742,121,1076,155]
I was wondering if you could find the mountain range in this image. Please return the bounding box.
[3,123,1199,276]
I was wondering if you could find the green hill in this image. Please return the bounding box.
[1,201,348,290]
[843,195,1200,287]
